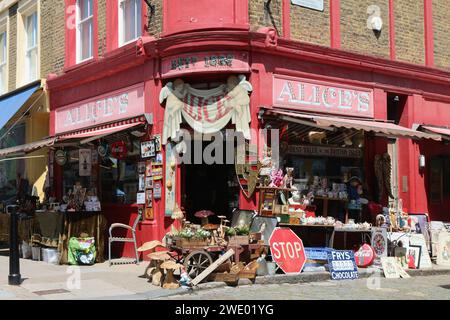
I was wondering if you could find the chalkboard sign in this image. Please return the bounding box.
[327,250,358,280]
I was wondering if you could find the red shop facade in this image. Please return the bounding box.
[46,21,450,260]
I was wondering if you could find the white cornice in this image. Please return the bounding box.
[0,0,19,13]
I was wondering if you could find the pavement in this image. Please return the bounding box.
[0,254,449,300]
[163,274,450,300]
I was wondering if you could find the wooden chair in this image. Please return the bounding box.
[108,210,142,266]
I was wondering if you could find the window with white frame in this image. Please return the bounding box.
[25,11,38,82]
[0,30,7,94]
[77,0,93,62]
[119,0,141,46]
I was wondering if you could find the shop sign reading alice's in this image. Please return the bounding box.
[54,84,145,135]
[273,75,374,118]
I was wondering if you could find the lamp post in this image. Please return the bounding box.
[7,205,21,285]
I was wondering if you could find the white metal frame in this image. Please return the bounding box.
[118,0,141,47]
[76,0,93,63]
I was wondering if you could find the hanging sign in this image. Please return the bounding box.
[79,149,92,177]
[165,143,176,217]
[159,75,252,144]
[55,150,67,166]
[154,181,162,199]
[54,84,145,135]
[327,250,359,280]
[111,141,127,160]
[273,75,374,118]
[287,145,363,158]
[97,144,108,158]
[161,51,250,78]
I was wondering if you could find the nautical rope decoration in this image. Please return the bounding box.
[159,75,252,144]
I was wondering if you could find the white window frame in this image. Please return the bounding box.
[0,15,8,95]
[76,0,94,63]
[17,0,39,87]
[118,0,141,47]
[25,11,38,83]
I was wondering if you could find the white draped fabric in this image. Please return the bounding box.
[159,75,252,144]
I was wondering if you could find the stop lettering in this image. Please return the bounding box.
[269,228,306,274]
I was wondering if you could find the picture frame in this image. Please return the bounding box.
[436,232,450,266]
[231,209,255,229]
[138,174,145,192]
[138,161,146,174]
[407,245,422,269]
[154,135,161,152]
[380,257,400,279]
[140,140,156,159]
[250,216,278,246]
[145,176,153,189]
[145,161,152,177]
[146,190,153,208]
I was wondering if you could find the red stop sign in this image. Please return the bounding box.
[269,228,306,274]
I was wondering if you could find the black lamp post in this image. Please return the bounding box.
[8,205,21,285]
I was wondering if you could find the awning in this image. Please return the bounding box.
[57,117,146,140]
[0,84,41,131]
[266,109,441,141]
[421,126,450,141]
[0,137,56,158]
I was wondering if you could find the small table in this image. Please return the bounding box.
[313,196,349,219]
[329,228,372,249]
[279,223,335,247]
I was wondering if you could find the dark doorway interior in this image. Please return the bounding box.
[181,140,240,224]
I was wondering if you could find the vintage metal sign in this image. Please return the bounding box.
[273,75,374,118]
[327,250,359,280]
[236,160,261,198]
[287,144,363,158]
[161,51,250,78]
[55,84,145,135]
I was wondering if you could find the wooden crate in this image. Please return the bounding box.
[227,235,249,246]
[173,237,209,248]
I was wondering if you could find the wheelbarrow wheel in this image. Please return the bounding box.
[184,250,213,280]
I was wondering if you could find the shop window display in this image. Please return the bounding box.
[100,137,141,204]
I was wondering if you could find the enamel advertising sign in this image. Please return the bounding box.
[273,75,374,118]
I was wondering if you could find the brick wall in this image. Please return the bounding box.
[97,0,107,56]
[8,4,17,92]
[432,0,450,71]
[394,0,425,65]
[147,0,163,38]
[290,1,330,47]
[249,0,283,36]
[40,0,66,77]
[340,0,390,58]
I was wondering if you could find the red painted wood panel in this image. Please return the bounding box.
[162,0,249,36]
